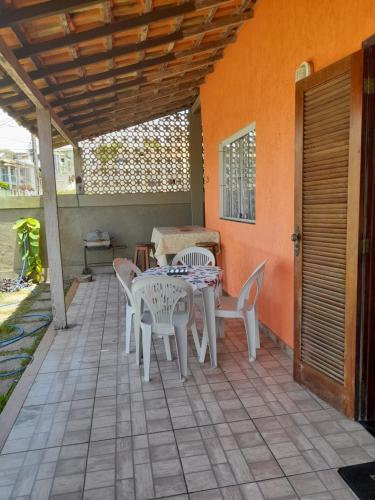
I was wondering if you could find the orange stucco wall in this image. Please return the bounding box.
[200,0,375,348]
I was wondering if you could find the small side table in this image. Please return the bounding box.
[134,242,155,271]
[196,241,219,264]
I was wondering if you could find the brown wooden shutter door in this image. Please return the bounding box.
[294,51,364,418]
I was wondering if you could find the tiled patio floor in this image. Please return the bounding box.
[0,275,374,499]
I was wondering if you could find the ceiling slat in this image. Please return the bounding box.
[49,56,219,107]
[0,0,101,28]
[41,37,231,96]
[13,0,234,59]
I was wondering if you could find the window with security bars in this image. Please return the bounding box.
[80,111,190,194]
[220,123,256,223]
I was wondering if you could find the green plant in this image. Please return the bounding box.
[93,141,122,169]
[0,181,9,190]
[143,137,161,149]
[0,324,16,341]
[13,218,42,283]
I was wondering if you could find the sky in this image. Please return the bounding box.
[0,109,33,152]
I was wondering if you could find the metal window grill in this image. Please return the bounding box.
[80,111,190,194]
[221,124,256,222]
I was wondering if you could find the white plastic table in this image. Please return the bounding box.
[136,265,222,368]
[151,226,220,266]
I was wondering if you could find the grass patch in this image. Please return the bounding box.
[0,324,17,340]
[0,381,17,413]
[0,283,52,413]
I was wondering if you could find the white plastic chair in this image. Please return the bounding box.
[132,276,194,382]
[172,246,216,355]
[113,258,142,356]
[172,246,215,267]
[200,260,267,363]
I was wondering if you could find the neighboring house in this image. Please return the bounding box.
[54,145,75,193]
[0,145,75,196]
[0,149,38,196]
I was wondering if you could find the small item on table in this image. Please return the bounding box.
[167,266,189,276]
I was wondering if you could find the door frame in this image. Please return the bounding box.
[357,37,375,421]
[294,51,364,419]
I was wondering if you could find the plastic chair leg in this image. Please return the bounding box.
[216,317,224,338]
[125,306,133,354]
[244,310,257,362]
[199,326,208,363]
[163,335,172,361]
[134,315,141,366]
[255,309,260,348]
[175,326,188,379]
[191,321,201,356]
[142,324,152,382]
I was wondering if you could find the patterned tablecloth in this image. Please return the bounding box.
[137,265,222,291]
[151,226,220,260]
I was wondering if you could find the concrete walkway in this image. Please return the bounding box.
[0,275,372,499]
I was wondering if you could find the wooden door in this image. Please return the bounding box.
[357,41,375,421]
[294,51,364,418]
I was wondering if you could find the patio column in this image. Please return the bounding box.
[37,106,67,329]
[188,104,204,226]
[73,146,84,194]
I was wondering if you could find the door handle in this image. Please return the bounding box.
[291,227,301,257]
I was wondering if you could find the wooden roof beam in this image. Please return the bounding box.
[18,10,251,82]
[81,105,194,140]
[78,107,186,140]
[57,74,205,117]
[14,0,233,59]
[49,57,218,107]
[0,0,101,28]
[69,94,196,130]
[62,81,203,123]
[67,89,198,127]
[42,53,175,95]
[78,103,192,139]
[80,97,194,127]
[41,37,232,96]
[1,56,214,108]
[0,36,77,146]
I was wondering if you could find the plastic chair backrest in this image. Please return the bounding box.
[113,258,141,307]
[237,260,267,311]
[132,276,194,329]
[172,246,215,266]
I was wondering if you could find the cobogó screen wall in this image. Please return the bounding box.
[80,110,191,194]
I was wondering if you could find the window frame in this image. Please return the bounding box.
[219,122,256,224]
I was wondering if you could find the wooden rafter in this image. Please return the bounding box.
[41,37,232,96]
[78,103,193,140]
[6,11,250,83]
[14,0,233,59]
[57,75,206,117]
[0,0,255,140]
[41,53,175,95]
[0,0,101,28]
[49,56,219,107]
[0,36,77,146]
[61,80,204,122]
[67,89,198,128]
[78,107,186,140]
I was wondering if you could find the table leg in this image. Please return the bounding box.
[202,286,217,368]
[156,254,168,266]
[83,247,89,274]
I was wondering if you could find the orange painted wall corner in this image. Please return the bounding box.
[200,0,375,348]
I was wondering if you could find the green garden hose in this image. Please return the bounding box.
[0,312,52,377]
